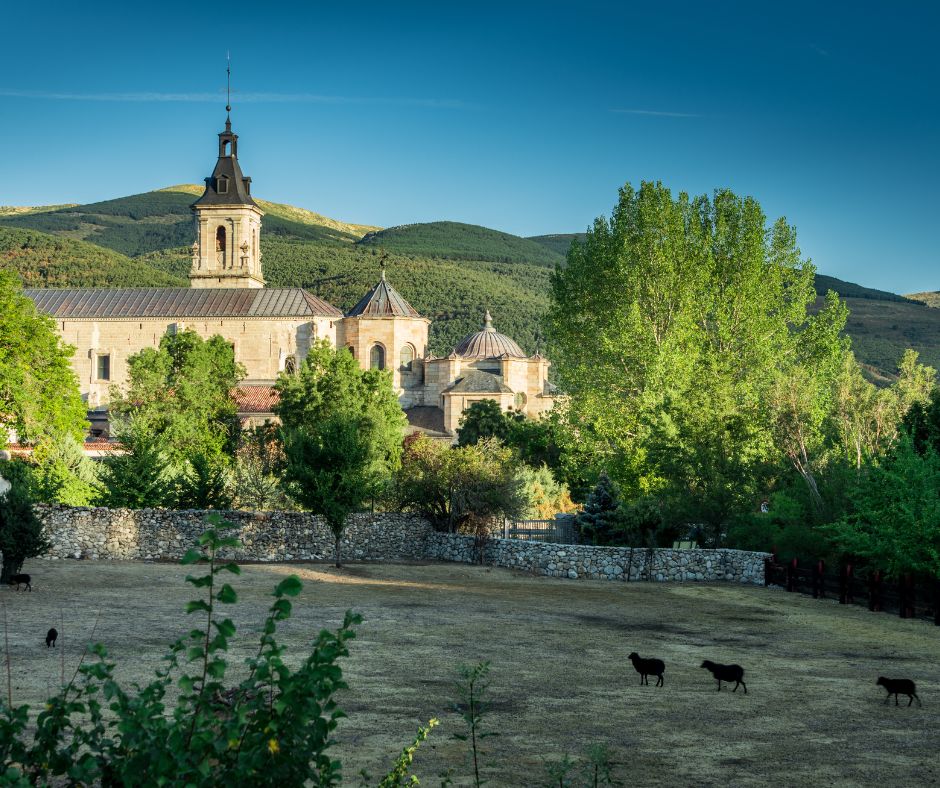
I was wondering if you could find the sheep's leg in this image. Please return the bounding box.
[732,681,738,693]
[657,674,663,687]
[741,681,747,694]
[716,680,722,692]
[908,695,913,707]
[914,693,922,707]
[895,694,899,706]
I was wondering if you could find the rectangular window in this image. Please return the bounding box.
[96,354,111,381]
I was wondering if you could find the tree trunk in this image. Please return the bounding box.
[334,533,342,569]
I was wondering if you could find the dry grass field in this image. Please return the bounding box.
[5,559,940,786]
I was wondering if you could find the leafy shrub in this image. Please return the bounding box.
[0,518,367,785]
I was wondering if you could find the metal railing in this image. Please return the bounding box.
[501,519,580,545]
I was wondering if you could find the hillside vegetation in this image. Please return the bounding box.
[0,188,363,258]
[0,226,185,288]
[0,187,936,378]
[907,291,940,308]
[358,221,564,266]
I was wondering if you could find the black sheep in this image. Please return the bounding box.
[877,677,921,707]
[627,652,665,687]
[8,574,31,592]
[46,628,58,648]
[700,660,747,693]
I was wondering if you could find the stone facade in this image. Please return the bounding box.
[31,506,768,585]
[57,314,338,409]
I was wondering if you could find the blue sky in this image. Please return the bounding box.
[0,1,937,293]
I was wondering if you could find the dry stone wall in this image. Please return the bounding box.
[426,533,768,584]
[34,505,433,563]
[33,506,768,584]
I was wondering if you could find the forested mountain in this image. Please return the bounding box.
[358,221,564,266]
[0,187,936,377]
[0,227,185,287]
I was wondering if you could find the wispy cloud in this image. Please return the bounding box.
[0,88,472,109]
[807,42,830,57]
[610,108,703,118]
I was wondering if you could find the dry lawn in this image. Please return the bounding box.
[6,558,940,786]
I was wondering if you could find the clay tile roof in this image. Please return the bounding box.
[232,385,280,413]
[453,310,526,359]
[24,288,343,319]
[347,271,421,318]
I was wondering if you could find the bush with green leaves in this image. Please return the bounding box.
[98,420,176,509]
[0,517,369,784]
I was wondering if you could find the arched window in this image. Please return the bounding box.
[284,355,297,375]
[514,392,527,409]
[370,344,385,370]
[400,344,415,371]
[346,345,356,359]
[215,226,227,267]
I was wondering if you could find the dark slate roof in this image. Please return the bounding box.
[347,271,422,318]
[404,406,447,435]
[192,120,257,208]
[443,370,513,395]
[453,310,526,358]
[24,288,343,319]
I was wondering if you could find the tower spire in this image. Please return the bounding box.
[225,52,232,132]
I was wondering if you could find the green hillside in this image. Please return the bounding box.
[527,233,587,257]
[357,221,564,266]
[0,226,185,288]
[0,187,363,258]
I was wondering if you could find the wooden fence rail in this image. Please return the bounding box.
[765,558,940,626]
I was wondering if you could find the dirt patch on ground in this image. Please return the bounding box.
[5,559,939,786]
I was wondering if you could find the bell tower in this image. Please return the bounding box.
[189,67,264,289]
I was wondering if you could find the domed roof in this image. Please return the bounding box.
[453,311,526,359]
[347,270,421,318]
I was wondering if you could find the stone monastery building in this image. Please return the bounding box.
[26,112,558,437]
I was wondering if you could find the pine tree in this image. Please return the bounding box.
[0,473,49,581]
[575,472,624,545]
[99,423,174,509]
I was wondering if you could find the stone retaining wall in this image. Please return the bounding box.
[426,532,768,584]
[33,506,768,584]
[34,505,433,563]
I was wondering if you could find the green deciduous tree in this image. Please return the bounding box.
[0,270,87,444]
[457,400,510,447]
[548,182,850,533]
[276,341,406,565]
[109,329,245,466]
[824,436,940,578]
[393,435,527,532]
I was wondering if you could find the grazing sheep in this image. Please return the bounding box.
[8,574,31,592]
[877,677,921,707]
[46,628,58,648]
[627,652,665,687]
[700,660,747,693]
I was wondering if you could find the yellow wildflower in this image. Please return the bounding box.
[268,738,280,755]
